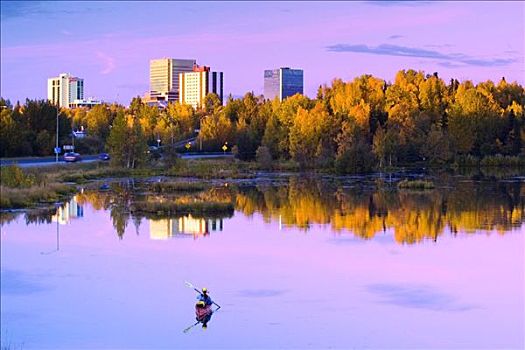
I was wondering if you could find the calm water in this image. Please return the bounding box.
[1,175,524,349]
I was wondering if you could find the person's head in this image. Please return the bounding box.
[197,301,205,307]
[202,287,208,294]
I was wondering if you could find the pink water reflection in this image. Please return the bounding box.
[1,200,524,349]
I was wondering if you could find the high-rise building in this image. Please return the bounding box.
[149,58,196,102]
[263,67,303,101]
[179,65,223,109]
[47,73,84,108]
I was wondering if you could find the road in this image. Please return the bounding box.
[0,153,233,168]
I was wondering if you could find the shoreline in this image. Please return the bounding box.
[2,159,525,212]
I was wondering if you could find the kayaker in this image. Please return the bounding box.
[197,287,213,306]
[201,312,212,329]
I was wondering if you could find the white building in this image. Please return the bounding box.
[47,73,84,108]
[179,66,223,109]
[149,58,196,102]
[70,98,102,109]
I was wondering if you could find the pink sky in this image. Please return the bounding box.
[1,1,523,105]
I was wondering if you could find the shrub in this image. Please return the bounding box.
[256,146,273,169]
[0,165,37,188]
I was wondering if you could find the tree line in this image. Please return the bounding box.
[1,69,524,172]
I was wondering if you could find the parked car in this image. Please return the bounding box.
[64,152,82,162]
[98,153,110,161]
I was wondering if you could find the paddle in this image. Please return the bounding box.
[183,321,200,334]
[185,281,221,309]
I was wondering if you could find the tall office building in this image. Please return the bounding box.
[179,65,223,109]
[263,67,303,101]
[47,73,84,108]
[149,58,196,102]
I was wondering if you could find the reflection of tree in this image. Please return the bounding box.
[62,178,524,244]
[25,208,55,225]
[0,211,19,226]
[235,178,524,244]
[2,207,58,227]
[78,183,236,239]
[109,183,134,239]
[76,190,112,210]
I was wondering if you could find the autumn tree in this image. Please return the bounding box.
[106,110,147,168]
[289,102,333,167]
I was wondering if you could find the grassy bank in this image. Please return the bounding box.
[397,179,436,190]
[147,181,209,193]
[0,165,77,209]
[166,158,256,179]
[22,158,256,183]
[0,159,253,209]
[130,200,234,218]
[0,183,76,209]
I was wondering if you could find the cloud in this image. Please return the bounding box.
[388,35,404,40]
[366,283,477,311]
[436,61,464,69]
[326,43,517,67]
[96,51,116,75]
[426,44,454,49]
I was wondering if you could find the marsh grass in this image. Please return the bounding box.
[167,159,256,179]
[130,200,234,217]
[0,165,78,209]
[454,155,525,168]
[397,179,435,190]
[147,181,209,193]
[0,183,76,209]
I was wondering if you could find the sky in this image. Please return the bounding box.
[1,1,524,105]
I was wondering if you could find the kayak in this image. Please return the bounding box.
[195,303,213,319]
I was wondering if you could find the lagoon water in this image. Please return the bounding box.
[1,175,524,349]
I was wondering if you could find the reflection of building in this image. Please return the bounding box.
[179,215,223,235]
[179,65,224,109]
[149,215,224,240]
[149,219,178,240]
[263,67,303,101]
[48,73,84,108]
[52,196,84,225]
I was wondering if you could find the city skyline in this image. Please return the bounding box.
[1,1,524,105]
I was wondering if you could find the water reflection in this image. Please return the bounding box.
[149,216,223,240]
[3,176,523,245]
[52,195,84,225]
[235,177,524,244]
